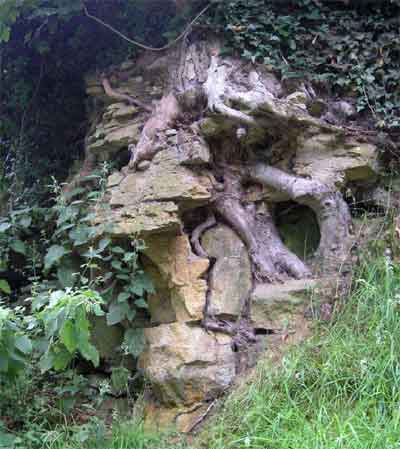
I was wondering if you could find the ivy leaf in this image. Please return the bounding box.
[45,245,68,270]
[123,329,146,357]
[18,216,32,228]
[98,238,111,253]
[106,303,129,326]
[69,225,91,246]
[10,240,27,255]
[135,298,148,309]
[57,266,76,288]
[117,292,131,303]
[0,280,11,295]
[131,272,155,296]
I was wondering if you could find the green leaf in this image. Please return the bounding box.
[79,341,99,367]
[45,245,68,270]
[0,280,11,295]
[18,216,32,228]
[98,238,111,253]
[14,335,32,355]
[69,225,92,246]
[106,303,129,326]
[10,240,27,255]
[111,246,125,254]
[60,321,78,353]
[53,347,73,371]
[135,298,148,309]
[123,328,146,357]
[117,292,131,303]
[57,265,76,288]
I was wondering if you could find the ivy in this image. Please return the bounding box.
[209,0,400,128]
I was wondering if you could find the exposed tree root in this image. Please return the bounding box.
[128,93,181,170]
[191,212,217,258]
[212,171,310,282]
[101,77,153,113]
[247,164,352,271]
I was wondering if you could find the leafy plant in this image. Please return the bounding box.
[35,288,105,372]
[0,305,32,377]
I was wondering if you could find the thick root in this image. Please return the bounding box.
[213,172,310,282]
[191,212,217,258]
[248,164,352,272]
[128,93,181,170]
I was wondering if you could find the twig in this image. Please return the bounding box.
[82,2,212,52]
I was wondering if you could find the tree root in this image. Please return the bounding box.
[101,77,153,113]
[191,212,217,258]
[247,164,352,271]
[128,93,181,170]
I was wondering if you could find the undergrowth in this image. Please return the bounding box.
[3,241,400,448]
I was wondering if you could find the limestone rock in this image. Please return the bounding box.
[142,260,177,325]
[286,91,308,108]
[294,133,379,187]
[144,235,209,322]
[251,279,318,331]
[109,149,212,210]
[98,148,212,239]
[95,201,181,237]
[138,323,235,406]
[202,225,252,317]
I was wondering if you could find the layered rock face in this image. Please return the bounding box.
[84,39,381,430]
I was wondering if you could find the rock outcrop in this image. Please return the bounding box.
[83,38,381,430]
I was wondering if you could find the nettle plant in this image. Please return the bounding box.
[209,0,400,128]
[0,165,154,376]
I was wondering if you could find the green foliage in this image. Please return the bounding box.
[209,0,400,128]
[35,288,104,371]
[0,305,32,377]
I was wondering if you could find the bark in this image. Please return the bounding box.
[191,212,217,258]
[128,93,181,170]
[212,171,311,282]
[247,164,352,271]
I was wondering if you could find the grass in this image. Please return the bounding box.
[199,255,400,449]
[5,254,400,449]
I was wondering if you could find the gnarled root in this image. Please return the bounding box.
[128,93,181,170]
[213,172,310,282]
[213,174,277,282]
[248,164,352,272]
[191,212,217,258]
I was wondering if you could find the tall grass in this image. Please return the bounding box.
[200,256,400,449]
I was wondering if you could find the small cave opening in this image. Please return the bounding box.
[275,202,321,260]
